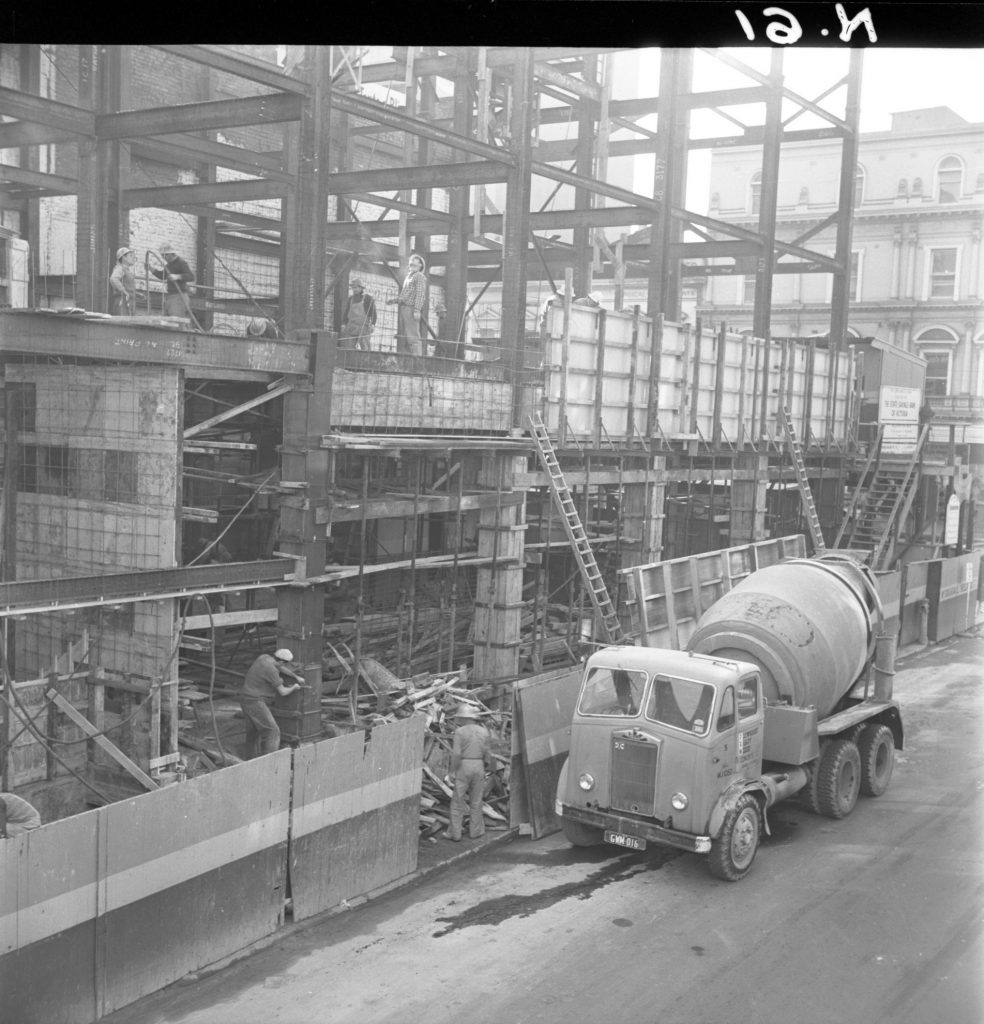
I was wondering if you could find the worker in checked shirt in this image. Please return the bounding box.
[445,703,493,842]
[388,254,428,356]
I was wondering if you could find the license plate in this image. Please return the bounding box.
[604,830,646,851]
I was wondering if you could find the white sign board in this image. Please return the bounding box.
[944,494,962,546]
[882,422,919,455]
[878,385,921,424]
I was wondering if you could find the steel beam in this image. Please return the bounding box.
[0,163,76,194]
[0,310,309,375]
[0,121,79,149]
[532,160,661,214]
[97,92,303,140]
[130,136,289,180]
[0,86,94,135]
[329,89,517,165]
[124,178,290,209]
[151,45,310,96]
[327,160,511,194]
[0,559,293,615]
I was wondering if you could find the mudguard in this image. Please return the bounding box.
[707,782,770,839]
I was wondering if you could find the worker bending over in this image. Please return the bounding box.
[240,648,305,758]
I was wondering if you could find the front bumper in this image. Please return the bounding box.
[558,802,711,855]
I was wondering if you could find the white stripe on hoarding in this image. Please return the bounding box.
[0,810,289,950]
[292,770,419,840]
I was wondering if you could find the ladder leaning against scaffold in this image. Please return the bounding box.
[528,412,626,645]
[779,405,826,555]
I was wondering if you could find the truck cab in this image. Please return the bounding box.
[556,646,765,872]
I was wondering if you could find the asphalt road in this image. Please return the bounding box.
[104,627,984,1024]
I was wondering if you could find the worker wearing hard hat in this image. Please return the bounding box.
[148,241,196,319]
[240,648,305,758]
[444,704,494,842]
[109,246,137,315]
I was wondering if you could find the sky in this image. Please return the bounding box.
[652,47,984,211]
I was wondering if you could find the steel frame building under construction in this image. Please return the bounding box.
[0,45,965,818]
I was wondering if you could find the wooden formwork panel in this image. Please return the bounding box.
[330,369,513,432]
[542,309,851,445]
[510,665,582,839]
[621,535,808,649]
[0,807,102,1024]
[289,716,424,922]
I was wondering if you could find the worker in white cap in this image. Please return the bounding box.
[109,246,136,315]
[445,703,494,842]
[239,648,305,758]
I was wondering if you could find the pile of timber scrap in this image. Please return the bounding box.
[318,664,510,837]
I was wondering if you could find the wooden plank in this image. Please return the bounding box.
[47,690,158,791]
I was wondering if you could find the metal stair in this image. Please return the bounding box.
[779,406,825,555]
[839,425,928,569]
[528,412,625,645]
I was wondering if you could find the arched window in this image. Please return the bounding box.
[854,164,865,207]
[937,156,963,204]
[749,171,762,216]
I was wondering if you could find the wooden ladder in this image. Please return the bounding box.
[779,406,826,555]
[528,412,625,645]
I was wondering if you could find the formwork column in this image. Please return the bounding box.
[472,453,526,685]
[275,333,333,744]
[730,453,768,544]
[500,49,535,427]
[619,456,667,569]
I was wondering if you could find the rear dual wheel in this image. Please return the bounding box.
[816,737,861,819]
[858,723,895,797]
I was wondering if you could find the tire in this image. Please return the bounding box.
[858,723,895,797]
[816,737,861,819]
[707,792,761,882]
[561,818,604,847]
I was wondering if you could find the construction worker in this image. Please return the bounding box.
[240,648,305,758]
[339,279,377,350]
[149,241,196,320]
[387,254,428,356]
[0,791,41,838]
[109,246,137,315]
[444,703,493,842]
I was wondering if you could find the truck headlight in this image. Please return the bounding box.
[671,792,689,811]
[578,772,595,791]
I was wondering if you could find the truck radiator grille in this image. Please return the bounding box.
[610,735,659,815]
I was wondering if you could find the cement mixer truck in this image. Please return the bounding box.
[554,554,902,880]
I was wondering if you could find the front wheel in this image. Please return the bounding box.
[561,818,604,847]
[858,723,895,797]
[707,793,761,881]
[816,737,861,819]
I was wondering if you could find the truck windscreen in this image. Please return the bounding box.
[577,667,647,717]
[647,676,715,735]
